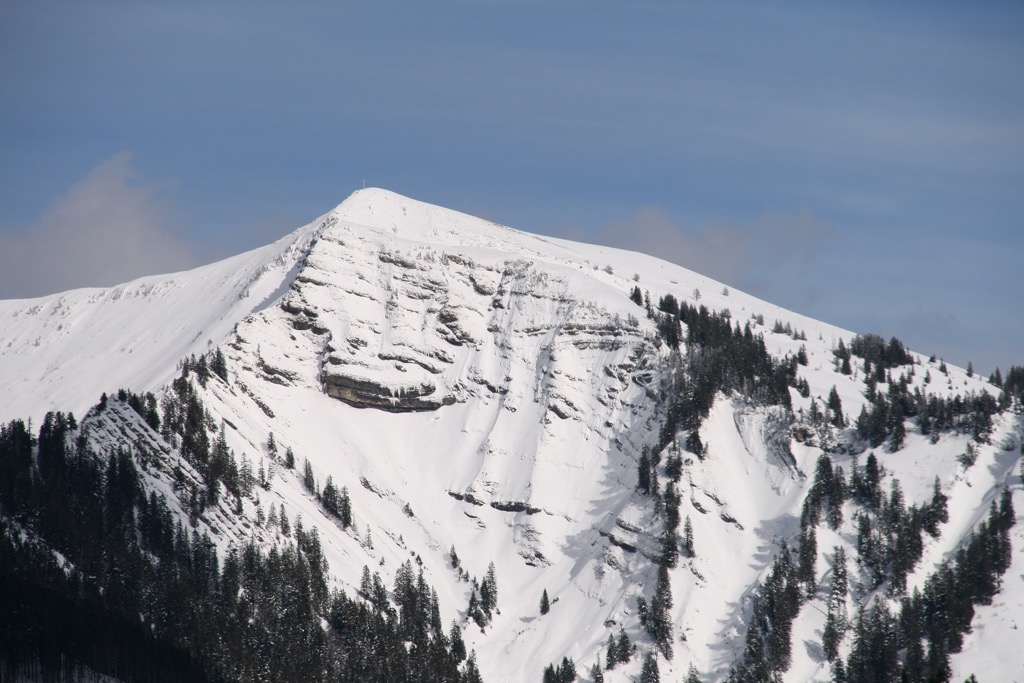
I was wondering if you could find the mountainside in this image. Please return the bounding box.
[1,188,1021,683]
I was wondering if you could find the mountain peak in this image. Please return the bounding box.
[328,187,533,249]
[2,189,1020,683]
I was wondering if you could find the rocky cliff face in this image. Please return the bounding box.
[232,191,661,509]
[276,212,649,421]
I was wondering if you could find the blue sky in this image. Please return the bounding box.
[1,1,1021,374]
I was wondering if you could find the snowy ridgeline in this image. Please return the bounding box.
[0,188,1022,683]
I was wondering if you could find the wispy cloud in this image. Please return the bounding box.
[580,205,835,293]
[0,152,199,299]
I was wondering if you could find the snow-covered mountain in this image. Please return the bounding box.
[1,188,1021,682]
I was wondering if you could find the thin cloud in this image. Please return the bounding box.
[586,205,835,291]
[0,152,199,299]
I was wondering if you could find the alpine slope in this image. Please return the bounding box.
[0,188,1020,682]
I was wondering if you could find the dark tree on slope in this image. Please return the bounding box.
[797,526,817,597]
[210,347,228,382]
[658,293,680,317]
[640,652,660,683]
[731,544,801,680]
[605,633,618,670]
[845,602,899,683]
[613,627,633,666]
[827,386,845,429]
[303,458,316,494]
[834,339,852,375]
[540,589,550,615]
[541,657,575,683]
[321,475,340,517]
[647,564,674,658]
[682,515,695,558]
[338,486,352,529]
[467,586,485,628]
[464,651,484,683]
[479,562,498,620]
[826,462,846,530]
[822,547,848,662]
[638,446,654,495]
[888,408,906,452]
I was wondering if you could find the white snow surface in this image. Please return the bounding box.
[1,188,1020,682]
[0,220,319,425]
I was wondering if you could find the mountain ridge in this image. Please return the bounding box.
[1,188,1021,682]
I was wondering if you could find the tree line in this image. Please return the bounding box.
[0,396,483,682]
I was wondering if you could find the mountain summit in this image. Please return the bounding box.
[1,189,1021,682]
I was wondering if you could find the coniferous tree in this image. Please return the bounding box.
[605,633,619,670]
[540,589,550,615]
[831,547,848,604]
[258,460,268,490]
[640,652,660,683]
[826,463,845,530]
[238,453,254,498]
[467,586,485,628]
[321,476,340,517]
[864,452,881,509]
[450,544,461,569]
[822,548,848,663]
[590,659,604,683]
[682,516,695,558]
[797,526,817,597]
[464,651,483,683]
[822,607,842,663]
[649,564,673,658]
[638,447,653,495]
[658,293,680,317]
[480,562,498,619]
[194,354,211,386]
[660,528,679,570]
[210,347,228,381]
[889,407,907,451]
[450,621,467,663]
[303,458,316,494]
[339,486,352,529]
[615,627,633,665]
[827,386,845,428]
[665,449,683,482]
[834,339,850,371]
[559,657,576,682]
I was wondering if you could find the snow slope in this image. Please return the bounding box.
[0,217,321,425]
[1,188,1020,682]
